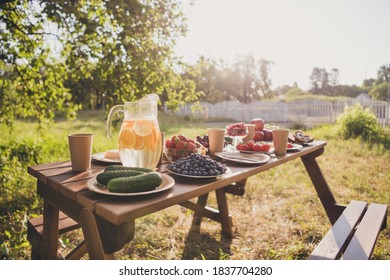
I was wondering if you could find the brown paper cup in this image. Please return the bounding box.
[207,128,225,156]
[272,129,289,155]
[68,134,93,171]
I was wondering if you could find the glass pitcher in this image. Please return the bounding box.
[106,94,162,169]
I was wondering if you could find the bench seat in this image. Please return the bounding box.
[27,212,86,259]
[308,200,387,260]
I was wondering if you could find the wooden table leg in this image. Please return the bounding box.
[42,200,59,259]
[192,193,209,227]
[80,208,115,260]
[215,188,233,238]
[301,147,346,224]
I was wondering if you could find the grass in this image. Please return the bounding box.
[0,111,389,260]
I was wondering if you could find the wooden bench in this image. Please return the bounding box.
[308,200,387,260]
[27,212,87,259]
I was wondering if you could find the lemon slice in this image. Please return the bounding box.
[133,119,153,137]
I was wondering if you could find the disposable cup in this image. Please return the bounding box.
[272,129,290,155]
[207,128,225,156]
[68,134,93,171]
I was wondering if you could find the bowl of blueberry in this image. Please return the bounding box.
[167,154,229,178]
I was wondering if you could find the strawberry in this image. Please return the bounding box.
[246,140,255,150]
[261,143,271,152]
[237,143,249,151]
[178,134,187,141]
[165,139,175,148]
[171,136,181,145]
[253,143,262,152]
[175,141,186,149]
[187,142,197,151]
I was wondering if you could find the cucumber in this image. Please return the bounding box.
[107,172,163,193]
[96,170,145,185]
[104,165,153,173]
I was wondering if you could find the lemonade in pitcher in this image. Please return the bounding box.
[107,94,162,169]
[118,118,161,168]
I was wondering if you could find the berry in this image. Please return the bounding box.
[165,139,175,148]
[178,134,187,141]
[171,136,181,145]
[175,141,186,149]
[261,143,271,152]
[187,142,197,150]
[253,143,262,152]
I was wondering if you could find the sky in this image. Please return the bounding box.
[175,0,390,90]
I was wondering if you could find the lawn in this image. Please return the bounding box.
[0,110,389,260]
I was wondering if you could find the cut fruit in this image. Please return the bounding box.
[133,119,153,137]
[119,127,136,149]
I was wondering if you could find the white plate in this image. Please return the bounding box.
[214,152,270,165]
[287,144,303,152]
[86,173,174,196]
[166,165,231,179]
[92,151,121,163]
[239,148,275,155]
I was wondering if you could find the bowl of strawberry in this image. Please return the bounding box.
[164,134,205,162]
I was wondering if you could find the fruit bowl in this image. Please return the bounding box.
[164,147,203,162]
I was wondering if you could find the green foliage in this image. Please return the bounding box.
[0,2,79,126]
[369,82,389,101]
[336,104,389,148]
[285,87,307,98]
[1,0,198,125]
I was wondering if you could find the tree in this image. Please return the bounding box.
[309,68,322,95]
[258,59,274,99]
[377,64,390,83]
[329,68,339,95]
[0,1,78,126]
[369,82,389,101]
[0,0,199,126]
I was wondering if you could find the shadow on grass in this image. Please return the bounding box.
[180,222,233,260]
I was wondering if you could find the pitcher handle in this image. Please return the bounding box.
[106,104,124,139]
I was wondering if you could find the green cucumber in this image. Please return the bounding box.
[107,172,163,193]
[104,165,153,173]
[96,170,145,185]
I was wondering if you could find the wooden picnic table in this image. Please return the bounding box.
[28,140,346,259]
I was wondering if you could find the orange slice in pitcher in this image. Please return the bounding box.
[133,134,145,150]
[133,119,153,137]
[118,127,136,149]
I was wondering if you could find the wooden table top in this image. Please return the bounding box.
[28,141,326,226]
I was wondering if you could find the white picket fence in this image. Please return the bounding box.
[165,98,390,128]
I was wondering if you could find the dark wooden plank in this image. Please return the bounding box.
[308,200,367,260]
[342,203,388,260]
[301,148,346,224]
[42,200,60,259]
[179,199,221,222]
[28,212,79,234]
[80,208,116,259]
[215,188,233,238]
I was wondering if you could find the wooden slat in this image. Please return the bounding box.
[28,212,80,235]
[308,200,367,260]
[342,203,388,260]
[80,208,115,260]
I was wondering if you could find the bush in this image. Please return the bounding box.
[336,104,389,148]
